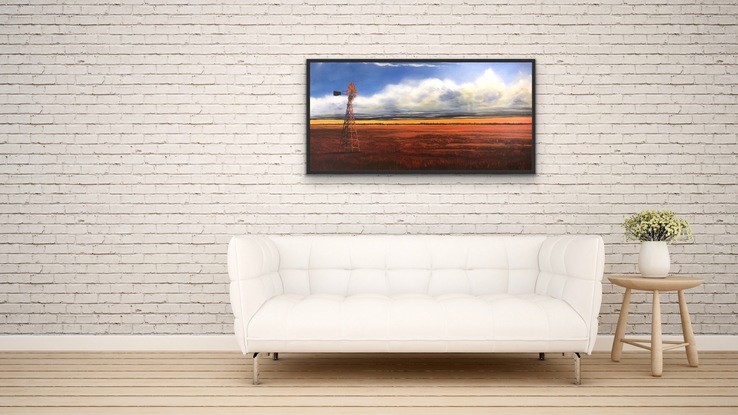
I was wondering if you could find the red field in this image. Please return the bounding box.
[308,119,533,172]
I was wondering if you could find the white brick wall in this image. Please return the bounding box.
[1,0,736,337]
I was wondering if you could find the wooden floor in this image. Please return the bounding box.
[1,351,737,414]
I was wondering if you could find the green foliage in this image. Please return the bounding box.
[623,210,693,243]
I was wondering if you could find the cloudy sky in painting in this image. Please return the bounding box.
[309,61,533,119]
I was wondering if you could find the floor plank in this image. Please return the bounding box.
[0,351,736,414]
[2,385,737,397]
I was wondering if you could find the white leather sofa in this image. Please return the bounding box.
[228,235,605,384]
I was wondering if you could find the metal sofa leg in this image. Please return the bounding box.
[573,352,581,385]
[539,353,545,361]
[252,352,260,385]
[273,352,279,361]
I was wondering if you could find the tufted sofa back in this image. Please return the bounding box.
[270,236,549,296]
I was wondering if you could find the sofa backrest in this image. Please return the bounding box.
[270,236,549,296]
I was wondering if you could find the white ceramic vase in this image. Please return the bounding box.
[638,241,670,278]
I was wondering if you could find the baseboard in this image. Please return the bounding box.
[592,335,738,352]
[1,334,737,351]
[0,335,240,351]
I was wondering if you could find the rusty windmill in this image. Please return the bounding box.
[333,82,360,152]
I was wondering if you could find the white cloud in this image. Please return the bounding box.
[310,69,532,119]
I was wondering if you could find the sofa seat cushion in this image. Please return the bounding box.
[247,293,587,344]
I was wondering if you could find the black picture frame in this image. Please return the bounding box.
[306,59,536,174]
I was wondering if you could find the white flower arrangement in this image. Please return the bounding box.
[623,210,693,243]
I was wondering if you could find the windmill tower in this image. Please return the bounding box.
[333,82,360,152]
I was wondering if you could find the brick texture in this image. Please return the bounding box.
[0,0,736,337]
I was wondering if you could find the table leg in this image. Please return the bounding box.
[678,289,699,367]
[611,287,631,362]
[651,290,662,377]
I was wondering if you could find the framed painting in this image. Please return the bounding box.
[306,59,535,174]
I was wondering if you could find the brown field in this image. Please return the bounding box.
[308,118,533,172]
[311,116,532,126]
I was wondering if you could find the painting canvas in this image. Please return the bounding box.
[307,59,535,174]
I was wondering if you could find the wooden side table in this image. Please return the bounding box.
[609,275,704,377]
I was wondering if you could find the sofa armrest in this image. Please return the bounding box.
[536,235,605,354]
[228,236,283,354]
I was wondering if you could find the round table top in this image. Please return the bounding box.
[608,275,704,291]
